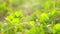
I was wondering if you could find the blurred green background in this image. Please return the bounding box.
[0,0,60,34]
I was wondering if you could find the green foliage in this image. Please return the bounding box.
[0,0,60,34]
[0,2,8,14]
[6,10,24,25]
[39,13,49,23]
[49,9,56,17]
[53,24,60,34]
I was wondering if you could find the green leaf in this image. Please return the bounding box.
[49,9,56,17]
[53,24,60,33]
[39,13,49,23]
